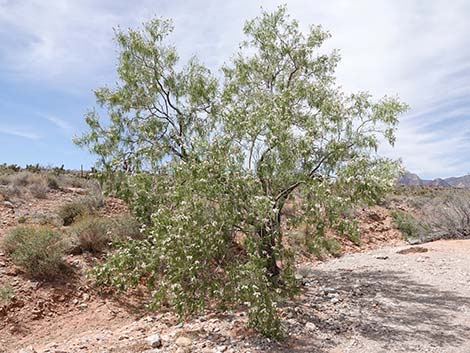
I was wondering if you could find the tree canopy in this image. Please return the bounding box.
[76,6,408,337]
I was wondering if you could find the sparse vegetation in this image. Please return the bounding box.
[58,201,90,226]
[46,175,60,190]
[68,216,113,253]
[391,210,429,240]
[67,215,141,253]
[388,187,470,242]
[58,193,104,226]
[29,179,49,199]
[2,226,65,279]
[0,283,14,304]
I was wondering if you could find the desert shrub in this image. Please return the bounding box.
[68,217,113,253]
[421,190,470,240]
[46,175,60,190]
[11,171,31,187]
[389,188,470,242]
[305,235,342,259]
[2,226,65,279]
[58,193,104,226]
[30,212,62,227]
[17,216,27,224]
[29,179,49,199]
[0,163,20,173]
[68,215,141,253]
[25,163,41,173]
[0,283,14,304]
[58,201,90,226]
[391,210,429,240]
[0,175,9,185]
[81,193,106,210]
[111,215,142,240]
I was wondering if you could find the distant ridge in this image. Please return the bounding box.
[398,171,470,189]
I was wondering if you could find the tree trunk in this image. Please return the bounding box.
[258,218,281,284]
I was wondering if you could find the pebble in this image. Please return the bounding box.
[175,336,192,347]
[305,322,317,331]
[146,333,162,348]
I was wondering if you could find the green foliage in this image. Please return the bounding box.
[0,163,20,172]
[391,210,428,240]
[2,226,65,279]
[0,283,14,304]
[76,6,407,337]
[25,163,41,173]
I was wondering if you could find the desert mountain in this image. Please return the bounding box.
[398,171,470,188]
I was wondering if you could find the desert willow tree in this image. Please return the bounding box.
[75,6,407,337]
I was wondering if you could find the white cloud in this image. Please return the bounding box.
[0,125,40,140]
[0,0,468,177]
[43,114,73,132]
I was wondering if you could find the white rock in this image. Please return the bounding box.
[305,322,317,331]
[175,336,192,347]
[146,333,162,348]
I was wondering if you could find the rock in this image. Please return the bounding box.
[330,297,340,304]
[18,347,36,353]
[376,255,389,260]
[217,345,227,352]
[146,333,162,348]
[175,336,192,347]
[3,201,14,209]
[305,322,317,331]
[323,287,336,295]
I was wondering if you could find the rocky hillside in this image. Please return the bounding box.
[398,171,470,188]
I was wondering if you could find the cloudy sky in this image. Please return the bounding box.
[0,0,468,178]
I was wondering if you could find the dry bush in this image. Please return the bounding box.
[111,215,142,240]
[11,171,31,187]
[390,187,470,243]
[0,184,22,201]
[46,175,60,190]
[58,190,105,226]
[58,201,91,226]
[67,215,141,253]
[2,226,65,279]
[421,190,470,240]
[68,216,113,253]
[29,179,49,199]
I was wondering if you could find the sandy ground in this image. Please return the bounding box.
[310,240,470,353]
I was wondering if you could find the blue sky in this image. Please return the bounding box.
[0,0,468,179]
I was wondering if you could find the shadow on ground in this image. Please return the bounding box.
[266,268,470,352]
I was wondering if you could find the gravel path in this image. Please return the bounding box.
[298,240,470,353]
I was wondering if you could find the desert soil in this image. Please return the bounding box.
[1,190,469,353]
